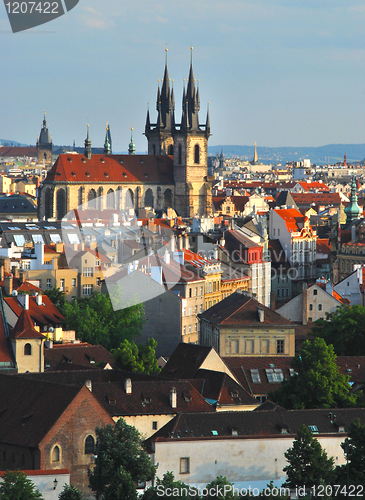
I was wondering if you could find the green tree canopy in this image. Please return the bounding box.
[268,338,361,409]
[311,304,365,356]
[0,470,43,500]
[204,476,240,500]
[88,418,156,500]
[283,424,335,488]
[335,418,365,486]
[142,471,200,500]
[44,287,66,312]
[112,339,160,374]
[58,484,84,500]
[60,291,144,351]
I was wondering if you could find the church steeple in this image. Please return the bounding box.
[128,126,136,155]
[84,125,92,159]
[103,123,111,155]
[345,174,361,224]
[36,111,53,164]
[184,47,200,130]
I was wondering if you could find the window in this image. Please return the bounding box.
[50,233,62,244]
[213,282,216,292]
[52,445,60,462]
[313,289,317,295]
[22,261,30,270]
[180,457,190,474]
[250,368,261,383]
[308,425,318,433]
[195,305,198,314]
[46,278,52,289]
[309,304,313,311]
[195,287,198,297]
[189,288,192,298]
[183,307,186,317]
[152,421,158,430]
[276,339,284,354]
[318,304,322,311]
[200,304,203,313]
[13,234,25,246]
[95,259,100,266]
[195,324,197,332]
[83,284,93,296]
[183,326,186,335]
[209,282,212,293]
[84,435,95,455]
[189,307,192,316]
[188,325,192,334]
[194,144,200,164]
[97,278,101,286]
[68,233,80,245]
[32,234,44,244]
[24,343,32,356]
[200,286,203,296]
[83,267,93,277]
[266,368,284,382]
[59,279,65,291]
[72,278,76,288]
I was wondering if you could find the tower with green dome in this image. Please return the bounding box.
[344,174,361,224]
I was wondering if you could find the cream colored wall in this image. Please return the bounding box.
[115,414,176,439]
[12,338,44,373]
[219,326,295,357]
[153,434,346,488]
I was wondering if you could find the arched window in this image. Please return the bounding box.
[44,188,53,219]
[24,343,32,356]
[164,189,173,208]
[125,189,134,209]
[144,189,154,208]
[194,144,200,164]
[178,144,182,164]
[168,144,173,156]
[85,435,95,455]
[56,189,66,220]
[88,189,97,209]
[107,189,115,209]
[78,186,84,207]
[52,445,60,462]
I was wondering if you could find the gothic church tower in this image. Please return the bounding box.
[36,112,53,165]
[145,49,212,217]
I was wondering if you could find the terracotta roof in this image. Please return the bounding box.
[273,208,305,232]
[44,344,113,371]
[291,192,342,206]
[44,154,174,184]
[317,238,331,255]
[5,295,64,327]
[199,291,293,327]
[0,469,70,476]
[9,308,45,340]
[0,147,37,158]
[297,181,330,192]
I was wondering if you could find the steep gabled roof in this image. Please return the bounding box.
[44,344,113,371]
[160,343,214,379]
[5,295,64,327]
[199,291,293,326]
[44,154,174,184]
[9,308,45,340]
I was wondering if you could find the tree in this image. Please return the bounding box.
[88,418,156,500]
[0,470,43,500]
[44,287,66,313]
[204,476,239,500]
[58,484,84,500]
[112,339,160,374]
[268,338,361,409]
[312,304,365,356]
[61,291,145,350]
[335,418,365,486]
[283,424,335,489]
[142,471,200,499]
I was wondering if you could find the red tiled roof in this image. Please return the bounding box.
[317,238,331,255]
[274,208,305,232]
[44,344,113,371]
[297,181,330,191]
[291,192,341,206]
[9,308,45,339]
[5,295,64,327]
[0,147,37,158]
[44,154,174,184]
[0,469,70,476]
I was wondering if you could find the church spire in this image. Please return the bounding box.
[84,124,92,159]
[103,122,111,155]
[183,47,200,130]
[128,126,136,155]
[345,174,361,224]
[205,102,211,137]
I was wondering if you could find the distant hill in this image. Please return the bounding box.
[0,139,29,148]
[208,144,365,165]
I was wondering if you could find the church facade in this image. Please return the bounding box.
[38,55,212,220]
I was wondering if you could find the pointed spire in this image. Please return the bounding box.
[84,124,92,159]
[104,122,111,155]
[128,125,136,155]
[345,174,361,224]
[43,110,47,128]
[205,102,211,136]
[145,104,151,133]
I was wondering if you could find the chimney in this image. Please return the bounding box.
[184,234,189,250]
[170,387,177,408]
[270,291,276,311]
[164,250,170,264]
[85,380,92,392]
[325,282,333,296]
[125,378,132,394]
[24,294,29,310]
[177,234,183,250]
[257,307,264,323]
[302,282,308,325]
[151,266,163,285]
[55,242,64,253]
[36,293,43,306]
[12,266,19,279]
[213,247,218,260]
[4,275,13,296]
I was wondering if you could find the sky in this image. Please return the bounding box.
[1,0,365,153]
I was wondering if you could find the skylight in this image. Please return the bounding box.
[265,368,284,383]
[250,369,262,383]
